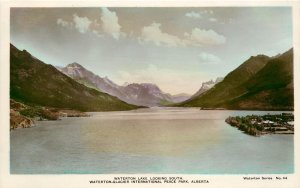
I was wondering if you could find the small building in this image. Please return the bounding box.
[262,120,274,125]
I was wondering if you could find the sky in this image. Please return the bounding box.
[10,7,292,95]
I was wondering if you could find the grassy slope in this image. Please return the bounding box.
[228,49,293,110]
[10,44,138,111]
[179,55,271,107]
[178,49,293,110]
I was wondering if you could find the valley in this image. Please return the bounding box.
[10,44,294,130]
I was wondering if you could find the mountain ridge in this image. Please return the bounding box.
[10,44,138,112]
[57,63,191,106]
[176,48,293,110]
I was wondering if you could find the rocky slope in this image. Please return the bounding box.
[57,63,190,106]
[10,100,34,130]
[191,77,224,98]
[10,99,90,130]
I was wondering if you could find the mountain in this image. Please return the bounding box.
[122,83,174,106]
[10,44,138,111]
[56,63,120,93]
[177,48,293,110]
[191,77,223,98]
[171,93,192,103]
[57,63,190,106]
[227,49,293,110]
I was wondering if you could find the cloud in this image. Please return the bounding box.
[92,30,104,38]
[57,11,225,47]
[184,28,226,46]
[209,18,217,22]
[229,18,235,24]
[57,8,123,39]
[72,14,92,33]
[57,15,92,34]
[101,7,122,39]
[185,10,214,20]
[198,52,221,64]
[139,22,226,47]
[139,22,184,47]
[185,11,201,19]
[203,10,214,14]
[57,18,73,28]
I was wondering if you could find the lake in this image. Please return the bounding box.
[10,107,294,174]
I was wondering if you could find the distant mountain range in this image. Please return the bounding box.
[177,48,293,110]
[10,43,293,111]
[10,44,138,111]
[56,63,191,106]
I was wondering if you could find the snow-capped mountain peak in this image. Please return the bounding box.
[192,77,224,98]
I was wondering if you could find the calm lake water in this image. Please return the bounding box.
[10,107,294,174]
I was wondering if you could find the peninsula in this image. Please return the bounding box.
[225,113,294,136]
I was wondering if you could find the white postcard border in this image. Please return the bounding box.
[1,1,300,187]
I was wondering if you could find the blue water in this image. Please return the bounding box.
[10,108,294,174]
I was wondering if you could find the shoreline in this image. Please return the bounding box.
[10,100,295,131]
[10,99,90,130]
[10,99,147,130]
[10,108,90,131]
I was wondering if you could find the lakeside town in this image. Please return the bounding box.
[225,113,294,136]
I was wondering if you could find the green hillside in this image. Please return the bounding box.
[178,49,293,110]
[228,49,293,110]
[10,44,138,111]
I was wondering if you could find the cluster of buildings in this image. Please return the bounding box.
[226,113,294,136]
